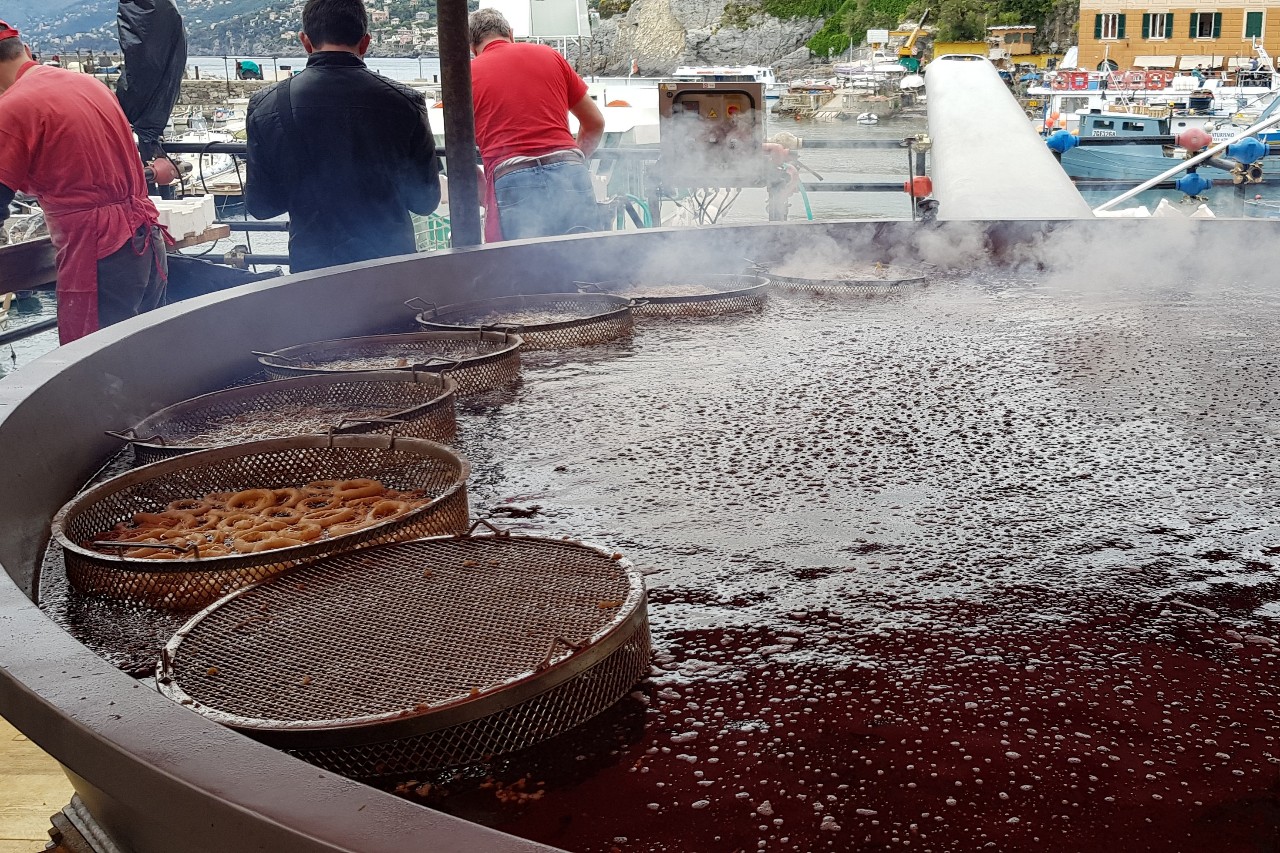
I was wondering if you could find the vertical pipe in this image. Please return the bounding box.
[437,0,482,247]
[906,144,916,222]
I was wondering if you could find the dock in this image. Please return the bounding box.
[0,714,71,851]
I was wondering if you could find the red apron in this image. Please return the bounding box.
[482,160,503,243]
[44,197,163,343]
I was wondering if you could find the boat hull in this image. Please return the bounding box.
[1058,144,1238,181]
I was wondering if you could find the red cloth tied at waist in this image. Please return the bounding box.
[44,194,169,344]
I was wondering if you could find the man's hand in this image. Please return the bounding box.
[762,141,794,166]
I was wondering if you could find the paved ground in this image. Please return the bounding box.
[0,715,70,853]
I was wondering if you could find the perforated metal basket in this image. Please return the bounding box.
[581,274,770,318]
[113,372,458,466]
[156,532,651,779]
[411,293,634,351]
[51,435,470,611]
[760,262,928,294]
[256,331,522,396]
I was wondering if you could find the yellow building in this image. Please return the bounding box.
[930,39,1062,68]
[1079,2,1277,75]
[989,24,1037,57]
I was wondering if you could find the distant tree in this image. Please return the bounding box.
[935,0,987,40]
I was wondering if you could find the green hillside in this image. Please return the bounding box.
[761,0,1077,57]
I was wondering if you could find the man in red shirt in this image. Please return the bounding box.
[468,9,606,242]
[0,20,167,344]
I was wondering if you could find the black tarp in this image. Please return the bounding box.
[115,0,187,159]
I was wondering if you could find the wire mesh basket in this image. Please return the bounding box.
[757,261,928,294]
[255,331,522,396]
[157,531,651,779]
[410,293,635,351]
[113,371,458,466]
[51,435,470,611]
[578,273,770,319]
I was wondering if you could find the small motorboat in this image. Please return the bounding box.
[856,112,879,124]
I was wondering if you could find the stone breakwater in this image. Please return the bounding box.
[177,79,272,107]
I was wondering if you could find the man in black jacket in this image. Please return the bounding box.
[245,0,440,273]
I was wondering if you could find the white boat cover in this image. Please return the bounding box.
[1178,54,1223,69]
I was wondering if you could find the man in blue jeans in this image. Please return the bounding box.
[469,8,606,242]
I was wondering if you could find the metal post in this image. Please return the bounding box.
[436,0,482,247]
[223,54,232,97]
[273,56,280,81]
[906,143,915,222]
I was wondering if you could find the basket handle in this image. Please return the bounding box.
[536,634,586,672]
[251,350,300,363]
[89,540,203,558]
[481,322,524,334]
[628,298,650,309]
[329,416,405,434]
[464,517,511,538]
[743,256,767,273]
[409,356,461,373]
[404,297,437,316]
[105,429,168,446]
[325,421,403,447]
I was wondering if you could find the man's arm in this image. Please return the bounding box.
[0,182,14,225]
[569,94,605,158]
[244,95,288,220]
[403,104,442,215]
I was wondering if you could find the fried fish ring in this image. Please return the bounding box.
[334,478,385,500]
[226,488,276,512]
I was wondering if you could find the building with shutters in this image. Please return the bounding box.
[1078,2,1276,76]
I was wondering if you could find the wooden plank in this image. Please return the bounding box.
[168,224,231,250]
[0,238,57,292]
[0,717,70,849]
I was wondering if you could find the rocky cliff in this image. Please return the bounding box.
[579,0,824,75]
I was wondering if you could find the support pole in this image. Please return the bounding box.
[437,0,483,248]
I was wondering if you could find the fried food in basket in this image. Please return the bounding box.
[85,479,432,559]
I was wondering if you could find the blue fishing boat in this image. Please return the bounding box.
[1052,99,1280,181]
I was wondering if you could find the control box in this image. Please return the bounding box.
[657,81,767,188]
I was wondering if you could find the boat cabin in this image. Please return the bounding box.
[1077,110,1168,138]
[671,65,778,87]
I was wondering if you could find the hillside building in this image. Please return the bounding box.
[1078,1,1275,74]
[988,24,1037,60]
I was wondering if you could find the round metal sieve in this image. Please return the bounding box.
[579,273,770,319]
[113,371,458,466]
[411,293,634,350]
[157,533,651,778]
[51,435,470,611]
[760,261,927,294]
[256,330,523,396]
